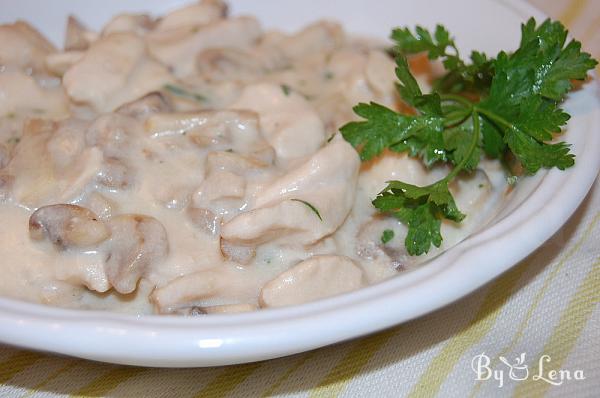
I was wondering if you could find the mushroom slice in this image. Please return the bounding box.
[96,158,134,190]
[220,238,255,265]
[356,217,410,270]
[188,207,220,236]
[116,92,172,118]
[106,215,169,294]
[259,256,364,308]
[29,204,110,249]
[150,269,224,314]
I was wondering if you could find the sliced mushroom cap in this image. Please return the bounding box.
[188,207,221,236]
[105,215,169,294]
[220,238,255,265]
[116,92,172,118]
[29,204,110,249]
[259,255,364,308]
[150,269,224,314]
[202,303,257,314]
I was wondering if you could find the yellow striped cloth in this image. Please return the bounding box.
[1,1,599,397]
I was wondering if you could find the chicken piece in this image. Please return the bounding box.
[148,16,262,77]
[45,51,84,76]
[65,16,97,51]
[259,255,364,308]
[365,50,398,98]
[232,83,326,162]
[150,269,226,314]
[105,215,169,294]
[63,32,173,112]
[0,21,56,73]
[154,0,227,32]
[220,137,359,246]
[0,71,68,117]
[7,119,103,208]
[102,14,154,37]
[278,21,344,61]
[29,204,110,249]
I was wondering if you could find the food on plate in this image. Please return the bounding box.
[0,1,595,315]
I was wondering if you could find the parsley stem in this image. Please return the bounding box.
[440,93,473,108]
[473,106,513,130]
[444,110,480,182]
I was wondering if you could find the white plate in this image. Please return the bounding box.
[0,0,598,367]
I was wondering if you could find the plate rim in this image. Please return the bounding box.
[0,0,599,367]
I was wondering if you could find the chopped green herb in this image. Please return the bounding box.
[506,175,519,186]
[6,137,20,145]
[341,18,597,255]
[291,199,323,221]
[164,84,206,103]
[381,229,395,244]
[281,84,292,96]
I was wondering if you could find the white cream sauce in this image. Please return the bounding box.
[0,0,506,315]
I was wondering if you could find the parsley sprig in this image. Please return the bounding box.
[341,18,597,256]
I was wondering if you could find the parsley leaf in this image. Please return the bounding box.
[373,180,464,255]
[340,102,444,163]
[342,18,596,255]
[291,199,323,221]
[381,229,395,244]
